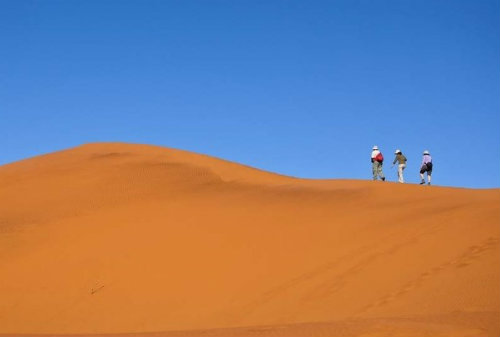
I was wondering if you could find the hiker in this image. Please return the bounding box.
[420,150,433,185]
[392,149,407,183]
[371,146,385,181]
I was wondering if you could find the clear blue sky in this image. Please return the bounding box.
[1,0,499,188]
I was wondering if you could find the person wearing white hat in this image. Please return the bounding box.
[420,150,433,185]
[391,149,407,183]
[370,145,385,181]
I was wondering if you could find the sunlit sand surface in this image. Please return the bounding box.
[1,143,498,336]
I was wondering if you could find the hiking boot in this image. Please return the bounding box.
[420,179,425,185]
[381,177,386,181]
[427,182,431,185]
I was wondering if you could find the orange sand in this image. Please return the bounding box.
[0,143,499,337]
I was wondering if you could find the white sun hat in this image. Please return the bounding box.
[372,145,379,150]
[394,149,401,154]
[423,150,430,155]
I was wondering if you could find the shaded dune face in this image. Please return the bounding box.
[0,143,499,336]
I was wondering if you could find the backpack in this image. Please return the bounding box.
[375,152,384,162]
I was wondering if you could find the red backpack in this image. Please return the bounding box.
[375,152,384,162]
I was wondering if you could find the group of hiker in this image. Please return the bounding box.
[370,146,433,185]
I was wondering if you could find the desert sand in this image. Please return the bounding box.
[0,143,499,337]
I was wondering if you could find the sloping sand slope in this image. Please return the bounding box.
[0,143,499,336]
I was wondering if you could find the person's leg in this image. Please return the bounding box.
[398,164,404,183]
[420,166,426,184]
[372,162,378,180]
[379,163,385,181]
[427,171,432,184]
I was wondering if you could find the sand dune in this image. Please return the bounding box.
[0,143,499,336]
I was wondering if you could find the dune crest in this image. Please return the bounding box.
[0,143,499,336]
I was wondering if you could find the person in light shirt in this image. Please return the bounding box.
[420,150,433,185]
[371,145,385,181]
